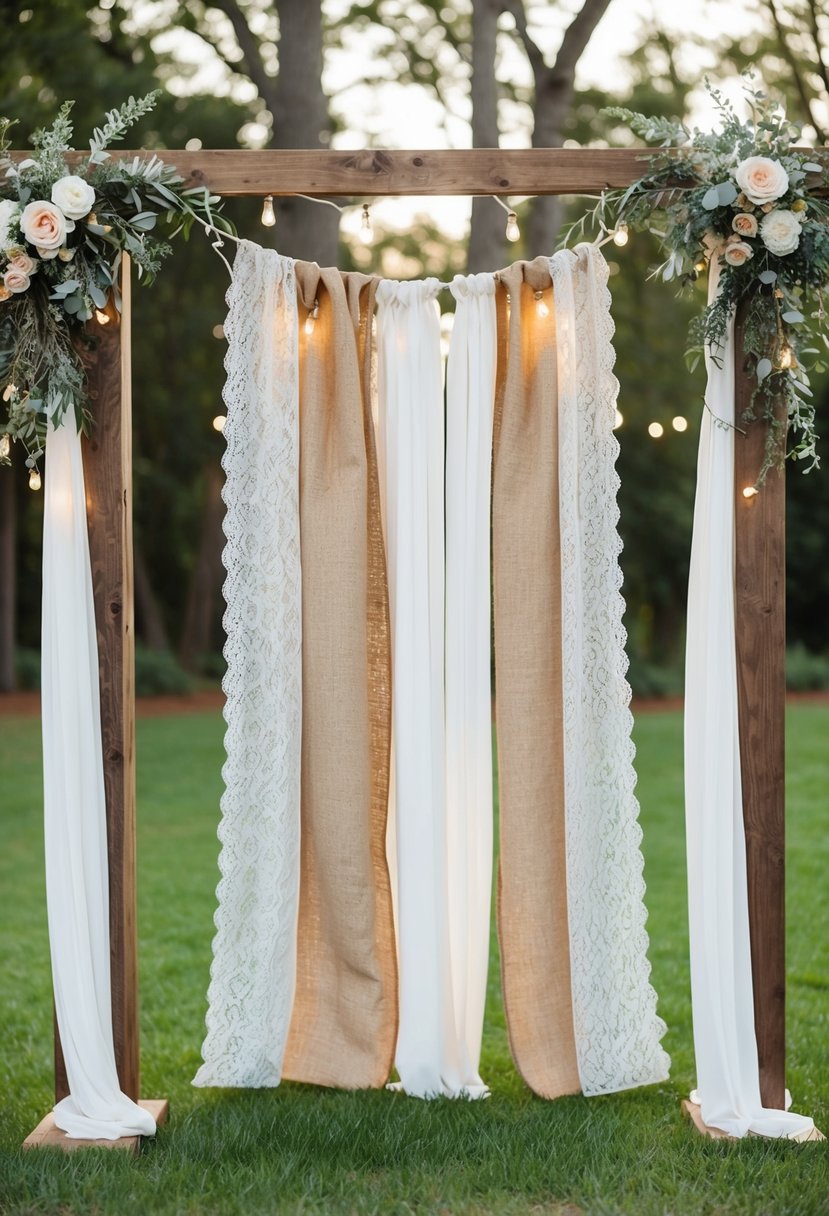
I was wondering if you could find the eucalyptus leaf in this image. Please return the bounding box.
[803,162,824,173]
[89,282,108,309]
[756,358,773,381]
[758,270,777,284]
[782,310,805,323]
[717,181,738,205]
[702,186,721,210]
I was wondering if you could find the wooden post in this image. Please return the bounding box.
[733,308,787,1111]
[53,261,140,1103]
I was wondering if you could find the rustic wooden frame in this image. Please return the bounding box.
[27,148,788,1146]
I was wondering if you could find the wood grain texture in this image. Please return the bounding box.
[23,1100,168,1153]
[73,261,140,1102]
[733,306,786,1112]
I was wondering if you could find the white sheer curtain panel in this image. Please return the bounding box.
[684,256,814,1138]
[194,242,303,1088]
[551,245,670,1096]
[376,278,486,1098]
[42,419,156,1140]
[445,272,497,1092]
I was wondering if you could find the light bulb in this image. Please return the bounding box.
[779,343,795,369]
[212,414,226,433]
[505,211,520,243]
[742,486,759,499]
[648,422,664,439]
[613,410,623,430]
[95,308,110,325]
[304,300,319,335]
[672,415,688,432]
[694,258,707,274]
[612,224,629,247]
[28,468,41,491]
[0,433,9,459]
[359,203,373,245]
[2,383,16,402]
[261,195,276,227]
[534,290,549,318]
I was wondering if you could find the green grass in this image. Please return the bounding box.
[1,705,828,1214]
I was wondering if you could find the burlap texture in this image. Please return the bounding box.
[492,257,580,1099]
[282,264,397,1088]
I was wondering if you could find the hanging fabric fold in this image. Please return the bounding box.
[281,264,397,1089]
[42,417,156,1140]
[376,277,486,1098]
[445,272,497,1091]
[194,241,302,1088]
[684,255,814,1139]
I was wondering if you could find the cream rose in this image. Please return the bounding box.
[760,208,802,256]
[36,246,60,260]
[51,175,95,221]
[732,213,758,238]
[3,266,31,293]
[9,252,37,276]
[734,156,789,206]
[20,200,72,250]
[723,239,754,267]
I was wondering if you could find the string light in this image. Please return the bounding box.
[648,422,664,439]
[304,299,320,335]
[742,486,759,499]
[212,415,226,433]
[0,434,9,459]
[694,258,707,274]
[613,410,623,430]
[260,194,276,227]
[95,308,110,325]
[2,383,15,402]
[28,468,41,491]
[359,203,373,245]
[778,343,796,369]
[612,224,629,247]
[672,415,688,432]
[505,211,520,243]
[534,290,549,318]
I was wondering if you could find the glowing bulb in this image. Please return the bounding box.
[742,486,759,499]
[648,422,664,439]
[613,410,623,430]
[694,258,707,274]
[672,415,688,432]
[28,468,41,491]
[2,383,15,402]
[534,290,549,318]
[304,300,320,335]
[612,224,629,247]
[778,343,795,369]
[212,414,226,433]
[95,308,110,325]
[505,211,520,243]
[212,324,225,340]
[0,433,9,459]
[359,203,373,245]
[260,195,276,227]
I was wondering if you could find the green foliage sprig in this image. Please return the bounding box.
[0,93,233,474]
[561,78,829,483]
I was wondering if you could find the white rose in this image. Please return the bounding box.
[0,198,20,251]
[760,209,802,256]
[734,156,789,206]
[20,200,70,250]
[51,175,96,221]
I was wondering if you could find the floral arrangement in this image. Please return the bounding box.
[0,93,229,474]
[566,80,829,481]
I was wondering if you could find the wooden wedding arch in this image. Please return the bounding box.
[29,147,788,1141]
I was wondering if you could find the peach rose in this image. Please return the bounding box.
[735,192,755,212]
[3,266,31,293]
[20,200,73,251]
[734,156,789,206]
[723,240,754,267]
[36,246,60,260]
[732,212,758,238]
[0,284,11,302]
[9,252,37,276]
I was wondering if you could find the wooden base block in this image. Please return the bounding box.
[23,1099,168,1154]
[681,1099,824,1142]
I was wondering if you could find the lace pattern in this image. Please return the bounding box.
[550,245,670,1096]
[194,241,302,1088]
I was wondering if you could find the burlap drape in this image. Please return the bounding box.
[491,257,581,1099]
[281,264,397,1088]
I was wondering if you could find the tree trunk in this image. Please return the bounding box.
[178,462,225,672]
[0,463,16,692]
[134,542,171,652]
[270,0,339,264]
[468,0,507,272]
[525,72,573,255]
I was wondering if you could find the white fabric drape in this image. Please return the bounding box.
[376,278,486,1098]
[551,245,670,1096]
[684,256,813,1138]
[42,418,155,1140]
[445,273,496,1091]
[194,242,302,1088]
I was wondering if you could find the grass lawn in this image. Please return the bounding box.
[1,704,827,1214]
